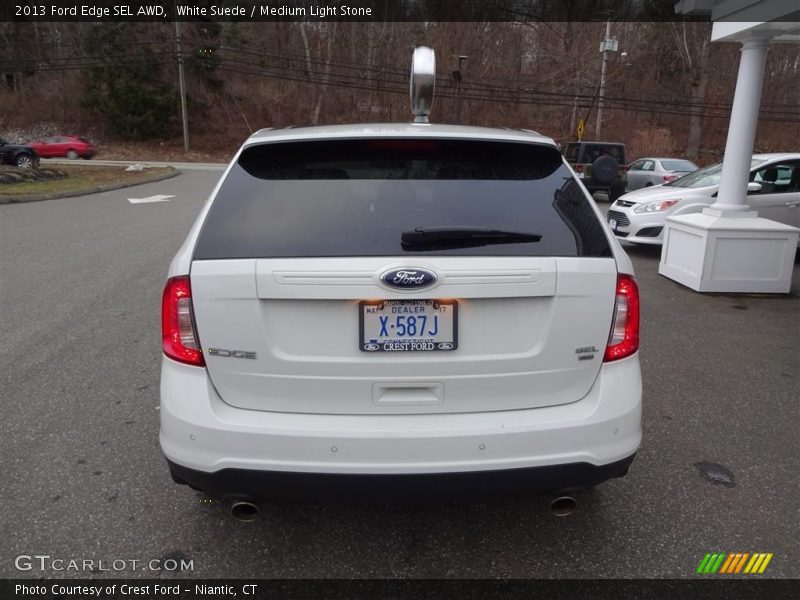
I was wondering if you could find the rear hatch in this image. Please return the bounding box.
[190,138,618,415]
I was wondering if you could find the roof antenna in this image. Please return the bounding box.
[410,47,436,124]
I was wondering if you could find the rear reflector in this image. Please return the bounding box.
[162,276,205,367]
[604,274,640,362]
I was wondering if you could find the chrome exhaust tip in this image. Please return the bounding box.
[230,500,260,522]
[550,496,577,517]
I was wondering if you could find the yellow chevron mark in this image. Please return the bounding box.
[749,553,770,574]
[757,553,773,574]
[754,553,769,573]
[744,554,760,574]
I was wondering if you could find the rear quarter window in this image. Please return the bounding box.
[193,139,612,260]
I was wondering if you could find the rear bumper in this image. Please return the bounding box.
[160,354,642,491]
[167,454,636,500]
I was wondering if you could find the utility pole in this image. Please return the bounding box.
[453,55,467,124]
[596,21,618,139]
[175,15,189,152]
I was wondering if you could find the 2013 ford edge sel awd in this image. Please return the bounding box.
[160,51,641,504]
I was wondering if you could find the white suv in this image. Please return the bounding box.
[160,52,641,505]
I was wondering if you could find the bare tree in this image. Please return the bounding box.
[669,22,711,161]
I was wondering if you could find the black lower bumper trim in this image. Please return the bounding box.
[166,455,636,502]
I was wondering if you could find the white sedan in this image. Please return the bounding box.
[607,153,800,245]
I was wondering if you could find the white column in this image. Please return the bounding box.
[707,37,769,215]
[658,33,799,293]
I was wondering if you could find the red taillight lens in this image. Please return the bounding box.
[663,174,678,182]
[575,164,584,173]
[604,274,640,362]
[162,276,205,366]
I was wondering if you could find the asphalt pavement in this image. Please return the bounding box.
[1,171,798,579]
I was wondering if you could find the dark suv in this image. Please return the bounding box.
[0,138,39,168]
[563,142,627,202]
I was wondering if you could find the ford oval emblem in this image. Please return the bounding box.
[380,267,437,290]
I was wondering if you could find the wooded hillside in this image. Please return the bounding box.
[1,21,798,162]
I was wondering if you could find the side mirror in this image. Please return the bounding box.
[747,182,762,193]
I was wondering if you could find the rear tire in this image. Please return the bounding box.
[66,149,79,160]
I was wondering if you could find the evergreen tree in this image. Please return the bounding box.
[82,23,176,140]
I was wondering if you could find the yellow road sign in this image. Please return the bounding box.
[577,118,585,140]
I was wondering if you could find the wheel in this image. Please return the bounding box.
[15,154,33,168]
[66,149,79,160]
[645,182,653,187]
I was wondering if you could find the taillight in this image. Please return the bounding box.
[575,164,584,173]
[162,276,205,367]
[663,174,678,182]
[604,274,640,362]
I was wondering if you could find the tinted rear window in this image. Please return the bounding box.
[579,144,626,165]
[193,139,611,259]
[660,160,697,172]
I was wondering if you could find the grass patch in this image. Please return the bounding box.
[0,164,176,201]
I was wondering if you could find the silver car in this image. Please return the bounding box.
[626,157,698,191]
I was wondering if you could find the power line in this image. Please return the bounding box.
[2,44,799,123]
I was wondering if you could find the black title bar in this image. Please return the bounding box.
[2,579,800,600]
[4,0,716,23]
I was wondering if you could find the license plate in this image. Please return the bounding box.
[359,300,457,352]
[608,218,617,231]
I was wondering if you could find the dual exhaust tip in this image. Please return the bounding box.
[230,496,576,521]
[549,496,577,517]
[230,500,260,522]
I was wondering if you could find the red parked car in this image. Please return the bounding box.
[27,136,96,160]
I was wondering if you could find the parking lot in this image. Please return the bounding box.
[1,169,798,579]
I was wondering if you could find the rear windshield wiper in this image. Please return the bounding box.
[401,226,542,250]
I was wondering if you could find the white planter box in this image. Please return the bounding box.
[658,213,799,293]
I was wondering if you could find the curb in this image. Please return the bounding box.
[0,167,180,204]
